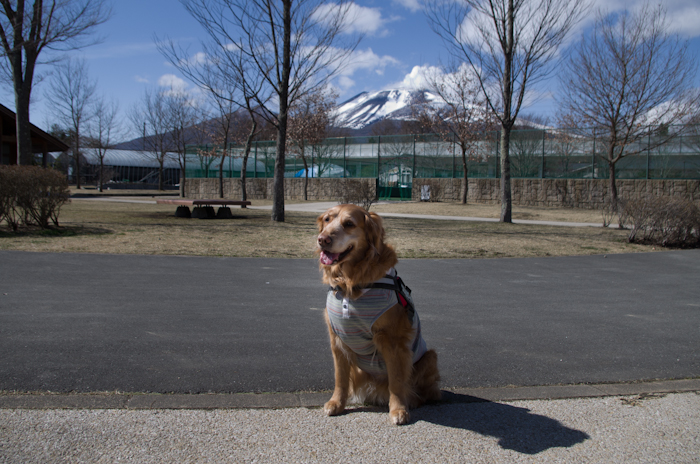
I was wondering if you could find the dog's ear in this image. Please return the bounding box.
[364,211,385,250]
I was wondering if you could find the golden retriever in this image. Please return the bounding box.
[316,204,441,425]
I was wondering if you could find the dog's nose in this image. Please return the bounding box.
[318,234,331,246]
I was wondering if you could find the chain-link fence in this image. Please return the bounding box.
[185,127,700,192]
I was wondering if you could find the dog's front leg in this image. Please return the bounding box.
[324,318,351,416]
[373,306,414,425]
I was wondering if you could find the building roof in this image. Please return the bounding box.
[0,103,69,153]
[81,149,181,169]
[80,148,267,172]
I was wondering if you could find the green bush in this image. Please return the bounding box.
[0,166,70,231]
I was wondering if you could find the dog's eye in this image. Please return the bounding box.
[344,221,355,228]
[324,216,330,222]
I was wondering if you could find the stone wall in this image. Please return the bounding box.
[411,178,700,208]
[185,176,699,208]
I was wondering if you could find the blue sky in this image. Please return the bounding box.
[2,0,699,139]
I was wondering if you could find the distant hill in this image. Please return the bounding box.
[117,88,470,147]
[114,108,269,150]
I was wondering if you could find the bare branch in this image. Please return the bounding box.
[176,0,362,221]
[425,0,588,221]
[558,3,700,203]
[0,0,111,164]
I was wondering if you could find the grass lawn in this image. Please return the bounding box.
[0,197,655,259]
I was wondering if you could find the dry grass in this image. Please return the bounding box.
[0,198,653,259]
[372,201,604,224]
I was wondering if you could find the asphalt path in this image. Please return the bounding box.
[0,250,698,394]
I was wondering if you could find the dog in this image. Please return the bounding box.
[316,204,441,425]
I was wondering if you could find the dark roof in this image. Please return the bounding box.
[0,103,70,153]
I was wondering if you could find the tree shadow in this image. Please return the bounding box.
[0,225,112,237]
[410,391,590,455]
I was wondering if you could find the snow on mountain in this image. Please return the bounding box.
[332,89,443,130]
[331,88,563,132]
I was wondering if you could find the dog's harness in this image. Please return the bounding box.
[363,269,416,324]
[326,268,427,376]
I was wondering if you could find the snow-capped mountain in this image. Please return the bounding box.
[332,89,443,130]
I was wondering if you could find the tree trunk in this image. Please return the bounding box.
[240,120,257,204]
[158,158,164,191]
[272,124,286,222]
[608,159,618,206]
[218,154,226,198]
[271,0,292,223]
[180,155,186,198]
[461,146,468,204]
[12,48,35,166]
[497,0,514,223]
[500,126,513,223]
[14,91,33,165]
[74,129,82,189]
[99,159,104,192]
[609,159,624,228]
[302,155,309,201]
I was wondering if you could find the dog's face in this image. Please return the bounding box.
[316,204,384,267]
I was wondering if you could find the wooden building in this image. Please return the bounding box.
[0,103,69,166]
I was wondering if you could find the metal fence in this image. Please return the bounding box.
[185,126,700,186]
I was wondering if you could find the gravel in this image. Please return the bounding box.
[1,392,698,463]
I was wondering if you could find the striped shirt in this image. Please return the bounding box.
[326,270,427,376]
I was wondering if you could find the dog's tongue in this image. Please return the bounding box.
[320,250,339,265]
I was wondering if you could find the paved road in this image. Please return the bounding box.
[0,250,698,393]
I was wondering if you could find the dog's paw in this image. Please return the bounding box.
[390,409,410,425]
[324,400,345,416]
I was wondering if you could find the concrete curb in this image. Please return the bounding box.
[2,379,697,410]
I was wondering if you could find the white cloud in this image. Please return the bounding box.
[134,75,149,84]
[339,48,401,77]
[652,2,700,37]
[388,65,444,90]
[314,2,386,35]
[337,75,356,90]
[158,74,188,95]
[586,0,700,38]
[393,0,422,13]
[183,52,208,67]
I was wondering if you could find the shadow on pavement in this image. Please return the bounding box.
[411,392,590,455]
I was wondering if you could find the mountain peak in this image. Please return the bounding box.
[332,88,437,130]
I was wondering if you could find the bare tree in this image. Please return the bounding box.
[0,0,110,165]
[86,97,119,192]
[424,65,493,204]
[229,106,262,201]
[158,37,265,201]
[550,112,582,178]
[558,3,699,207]
[287,88,335,200]
[510,113,549,178]
[426,0,587,222]
[164,89,200,197]
[45,58,96,188]
[129,88,172,191]
[207,94,237,199]
[179,0,361,222]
